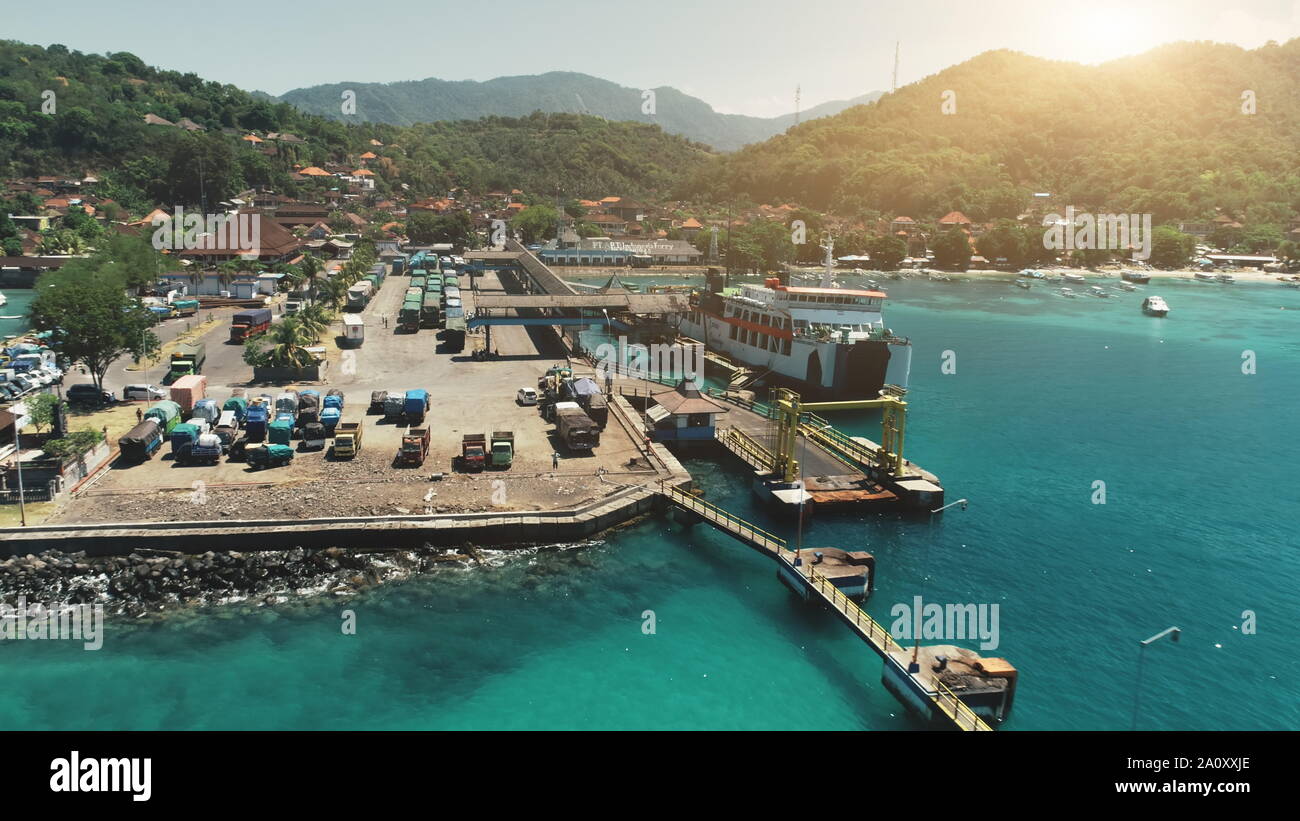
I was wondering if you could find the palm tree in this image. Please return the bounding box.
[264,317,317,369]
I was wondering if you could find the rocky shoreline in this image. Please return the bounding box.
[0,545,501,619]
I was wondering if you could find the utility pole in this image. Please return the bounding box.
[892,41,900,94]
[794,85,801,126]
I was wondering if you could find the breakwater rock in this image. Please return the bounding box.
[0,546,481,618]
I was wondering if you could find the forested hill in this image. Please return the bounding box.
[0,41,713,214]
[277,71,882,152]
[684,41,1300,223]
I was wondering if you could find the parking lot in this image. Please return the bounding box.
[47,267,655,525]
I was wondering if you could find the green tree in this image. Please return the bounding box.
[26,392,60,433]
[510,205,559,244]
[931,229,972,270]
[29,265,158,391]
[866,235,907,270]
[1148,226,1195,269]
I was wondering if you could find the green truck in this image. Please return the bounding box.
[410,276,427,292]
[168,342,206,381]
[420,293,441,328]
[490,431,515,469]
[399,299,422,333]
[171,299,200,317]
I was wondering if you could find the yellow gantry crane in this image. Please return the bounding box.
[772,386,909,483]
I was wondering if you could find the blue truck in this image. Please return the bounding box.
[244,403,269,442]
[119,419,163,461]
[404,389,429,424]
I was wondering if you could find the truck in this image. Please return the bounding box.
[420,293,441,328]
[383,392,407,421]
[192,398,221,426]
[274,391,299,415]
[442,311,466,352]
[345,282,373,312]
[214,410,240,448]
[403,388,429,424]
[323,389,344,410]
[230,308,273,343]
[460,433,486,472]
[409,276,427,292]
[300,422,327,451]
[169,374,207,414]
[247,443,294,470]
[332,422,363,458]
[244,403,269,442]
[489,431,515,469]
[182,433,223,465]
[222,396,248,422]
[555,402,600,451]
[297,391,320,428]
[119,419,163,461]
[268,418,294,445]
[168,342,206,380]
[399,300,422,333]
[171,298,200,317]
[143,400,183,434]
[586,393,609,428]
[342,314,364,347]
[320,405,342,433]
[368,391,388,414]
[170,423,200,458]
[398,427,431,466]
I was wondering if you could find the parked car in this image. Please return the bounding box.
[12,375,38,394]
[516,386,538,406]
[66,384,116,405]
[123,384,166,401]
[24,370,52,388]
[0,383,20,400]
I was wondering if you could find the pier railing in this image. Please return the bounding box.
[802,564,993,732]
[718,427,776,472]
[660,484,992,732]
[661,484,785,555]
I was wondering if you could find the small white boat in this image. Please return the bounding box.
[1013,279,1031,290]
[1059,288,1078,298]
[1119,282,1138,292]
[0,292,6,307]
[1217,273,1236,284]
[1194,272,1216,281]
[1089,286,1111,298]
[1062,272,1087,284]
[1142,296,1170,317]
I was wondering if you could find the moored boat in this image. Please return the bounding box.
[1119,282,1138,292]
[1194,272,1216,281]
[1013,279,1031,289]
[1089,286,1111,298]
[1062,272,1087,284]
[1142,296,1169,317]
[1121,270,1151,284]
[1216,273,1235,284]
[1058,287,1078,298]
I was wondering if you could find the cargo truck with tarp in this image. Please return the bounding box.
[420,293,441,328]
[410,276,427,292]
[403,389,429,424]
[399,300,422,333]
[180,433,223,465]
[168,342,206,381]
[171,298,200,317]
[144,400,183,434]
[244,402,269,441]
[268,417,294,445]
[222,396,248,422]
[170,423,200,458]
[247,443,294,470]
[346,282,373,312]
[442,309,466,351]
[119,419,163,461]
[383,392,407,421]
[169,374,206,414]
[230,308,272,342]
[555,402,599,451]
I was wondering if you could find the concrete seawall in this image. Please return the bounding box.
[0,484,673,556]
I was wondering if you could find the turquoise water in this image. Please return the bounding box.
[0,289,34,339]
[2,278,1298,730]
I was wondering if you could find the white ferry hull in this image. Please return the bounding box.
[676,311,911,400]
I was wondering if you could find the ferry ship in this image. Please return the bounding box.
[675,238,912,400]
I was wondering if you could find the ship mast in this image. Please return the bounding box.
[820,234,835,288]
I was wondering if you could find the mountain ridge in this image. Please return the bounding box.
[275,71,882,151]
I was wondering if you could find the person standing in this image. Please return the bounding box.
[136,407,143,423]
[552,451,560,470]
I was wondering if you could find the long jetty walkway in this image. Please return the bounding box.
[660,483,993,731]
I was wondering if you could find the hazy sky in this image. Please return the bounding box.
[7,0,1300,116]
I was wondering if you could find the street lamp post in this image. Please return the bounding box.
[1131,626,1181,730]
[14,415,26,527]
[794,421,830,563]
[912,498,971,671]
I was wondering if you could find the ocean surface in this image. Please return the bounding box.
[2,275,1298,730]
[0,289,34,339]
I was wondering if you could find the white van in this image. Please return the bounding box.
[516,387,538,406]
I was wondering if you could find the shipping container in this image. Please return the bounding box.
[169,374,207,414]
